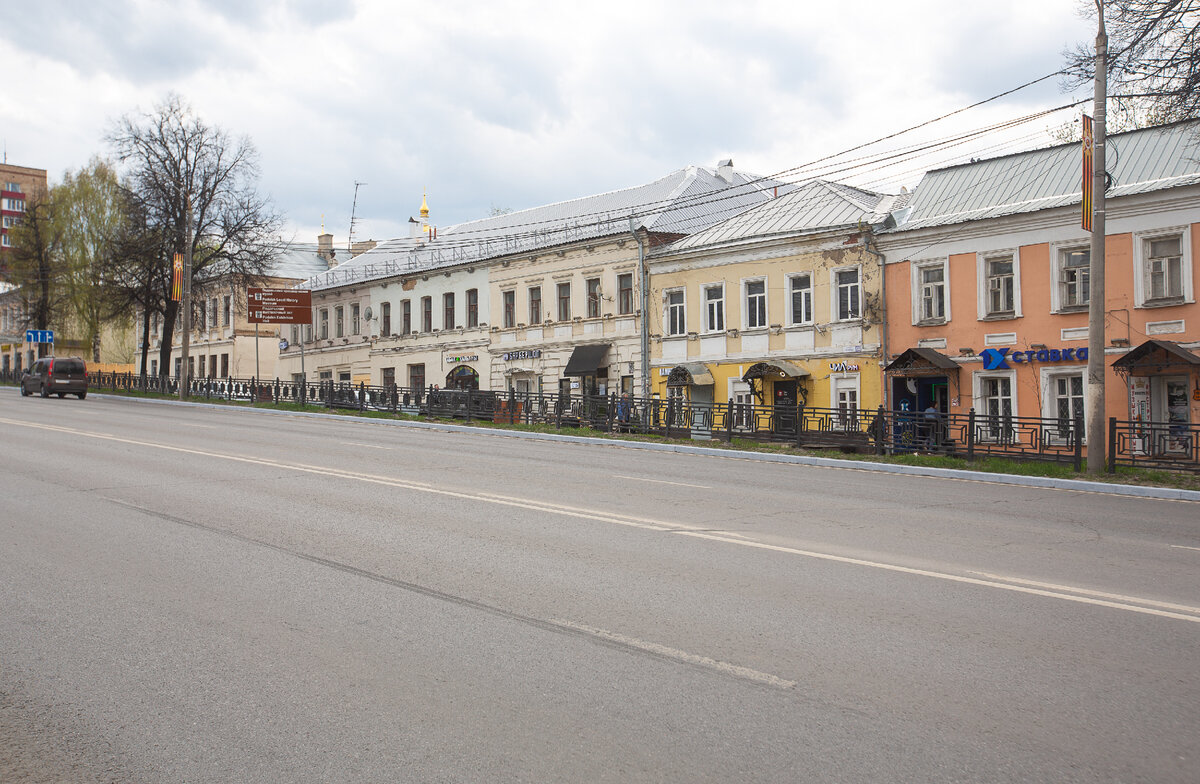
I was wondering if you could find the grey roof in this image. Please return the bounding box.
[887,120,1200,233]
[303,164,786,291]
[654,179,896,256]
[267,248,332,280]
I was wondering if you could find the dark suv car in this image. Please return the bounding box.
[21,357,88,399]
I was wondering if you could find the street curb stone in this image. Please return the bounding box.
[98,394,1200,503]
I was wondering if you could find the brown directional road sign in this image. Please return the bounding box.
[247,288,312,325]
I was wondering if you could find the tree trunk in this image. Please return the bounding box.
[159,298,179,378]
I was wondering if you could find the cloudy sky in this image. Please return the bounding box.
[3,0,1096,248]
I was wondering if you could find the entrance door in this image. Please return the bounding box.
[773,379,797,433]
[1154,375,1192,455]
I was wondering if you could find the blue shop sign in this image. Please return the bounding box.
[980,346,1088,371]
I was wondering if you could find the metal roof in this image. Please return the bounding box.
[655,179,895,256]
[303,164,786,291]
[887,120,1200,233]
[267,248,333,280]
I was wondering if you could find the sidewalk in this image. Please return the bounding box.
[100,393,1200,503]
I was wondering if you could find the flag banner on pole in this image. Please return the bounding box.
[171,253,183,301]
[1082,114,1093,232]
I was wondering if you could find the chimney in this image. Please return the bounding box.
[717,159,735,184]
[409,217,422,240]
[317,230,334,261]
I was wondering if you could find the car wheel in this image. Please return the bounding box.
[20,384,30,396]
[39,384,49,398]
[57,392,65,398]
[78,391,87,400]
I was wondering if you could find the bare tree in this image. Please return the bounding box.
[7,195,66,357]
[1064,1,1200,122]
[107,93,282,377]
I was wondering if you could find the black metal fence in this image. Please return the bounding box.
[6,369,1197,473]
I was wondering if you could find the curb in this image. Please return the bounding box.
[95,393,1200,503]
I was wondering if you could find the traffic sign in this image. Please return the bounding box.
[25,329,54,344]
[247,288,312,325]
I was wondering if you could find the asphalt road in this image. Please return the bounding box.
[2,391,1199,783]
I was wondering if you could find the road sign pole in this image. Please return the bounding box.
[255,323,260,383]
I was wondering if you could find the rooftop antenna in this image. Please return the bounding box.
[348,181,366,252]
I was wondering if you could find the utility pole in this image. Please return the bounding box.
[179,195,193,401]
[1086,3,1107,474]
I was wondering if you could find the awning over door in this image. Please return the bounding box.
[666,363,715,387]
[884,347,960,375]
[742,360,810,381]
[563,343,611,376]
[1112,339,1200,374]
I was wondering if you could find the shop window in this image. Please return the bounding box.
[557,282,571,321]
[744,278,766,329]
[528,286,541,323]
[1054,246,1090,311]
[443,292,455,329]
[618,273,633,315]
[832,374,860,430]
[1044,370,1085,442]
[586,277,601,318]
[421,296,432,332]
[503,290,515,328]
[789,274,812,325]
[977,373,1016,443]
[704,283,724,332]
[466,289,478,327]
[665,289,685,336]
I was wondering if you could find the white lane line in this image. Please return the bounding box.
[1169,544,1200,552]
[4,416,1198,624]
[613,474,711,489]
[965,570,1200,614]
[177,423,218,429]
[554,620,796,690]
[341,442,393,449]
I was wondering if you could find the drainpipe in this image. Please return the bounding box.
[630,220,650,398]
[864,230,888,411]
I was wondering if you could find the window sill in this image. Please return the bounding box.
[740,327,769,335]
[979,312,1019,321]
[915,318,946,327]
[1138,297,1188,309]
[1053,305,1088,315]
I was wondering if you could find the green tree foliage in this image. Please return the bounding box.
[107,93,282,376]
[6,194,65,356]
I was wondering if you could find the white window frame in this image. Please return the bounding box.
[787,272,813,326]
[911,259,949,325]
[1133,225,1193,307]
[973,370,1018,443]
[664,288,686,336]
[830,373,861,430]
[977,250,1020,319]
[742,277,767,330]
[1049,240,1091,313]
[1040,365,1088,444]
[702,283,724,333]
[831,265,861,322]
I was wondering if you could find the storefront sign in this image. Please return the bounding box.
[445,354,478,364]
[830,361,859,372]
[502,349,541,361]
[980,346,1088,370]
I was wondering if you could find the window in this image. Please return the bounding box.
[466,289,478,327]
[335,306,344,337]
[421,296,432,332]
[401,300,412,334]
[408,363,425,390]
[919,265,945,322]
[197,301,206,331]
[789,274,812,325]
[351,303,360,335]
[618,273,633,315]
[557,282,571,321]
[305,323,313,343]
[986,256,1014,315]
[209,298,218,328]
[979,375,1015,443]
[198,355,206,377]
[382,367,395,388]
[1050,371,1085,441]
[503,290,515,328]
[381,302,391,336]
[666,290,685,336]
[745,279,766,329]
[586,277,601,318]
[2,197,24,212]
[1146,235,1183,301]
[443,292,455,329]
[836,268,860,320]
[222,295,231,326]
[704,284,724,332]
[222,354,230,377]
[833,375,860,430]
[1059,248,1090,309]
[1,234,9,247]
[2,216,17,228]
[528,286,541,323]
[4,182,21,193]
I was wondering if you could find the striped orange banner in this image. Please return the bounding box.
[1081,114,1093,232]
[171,253,183,301]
